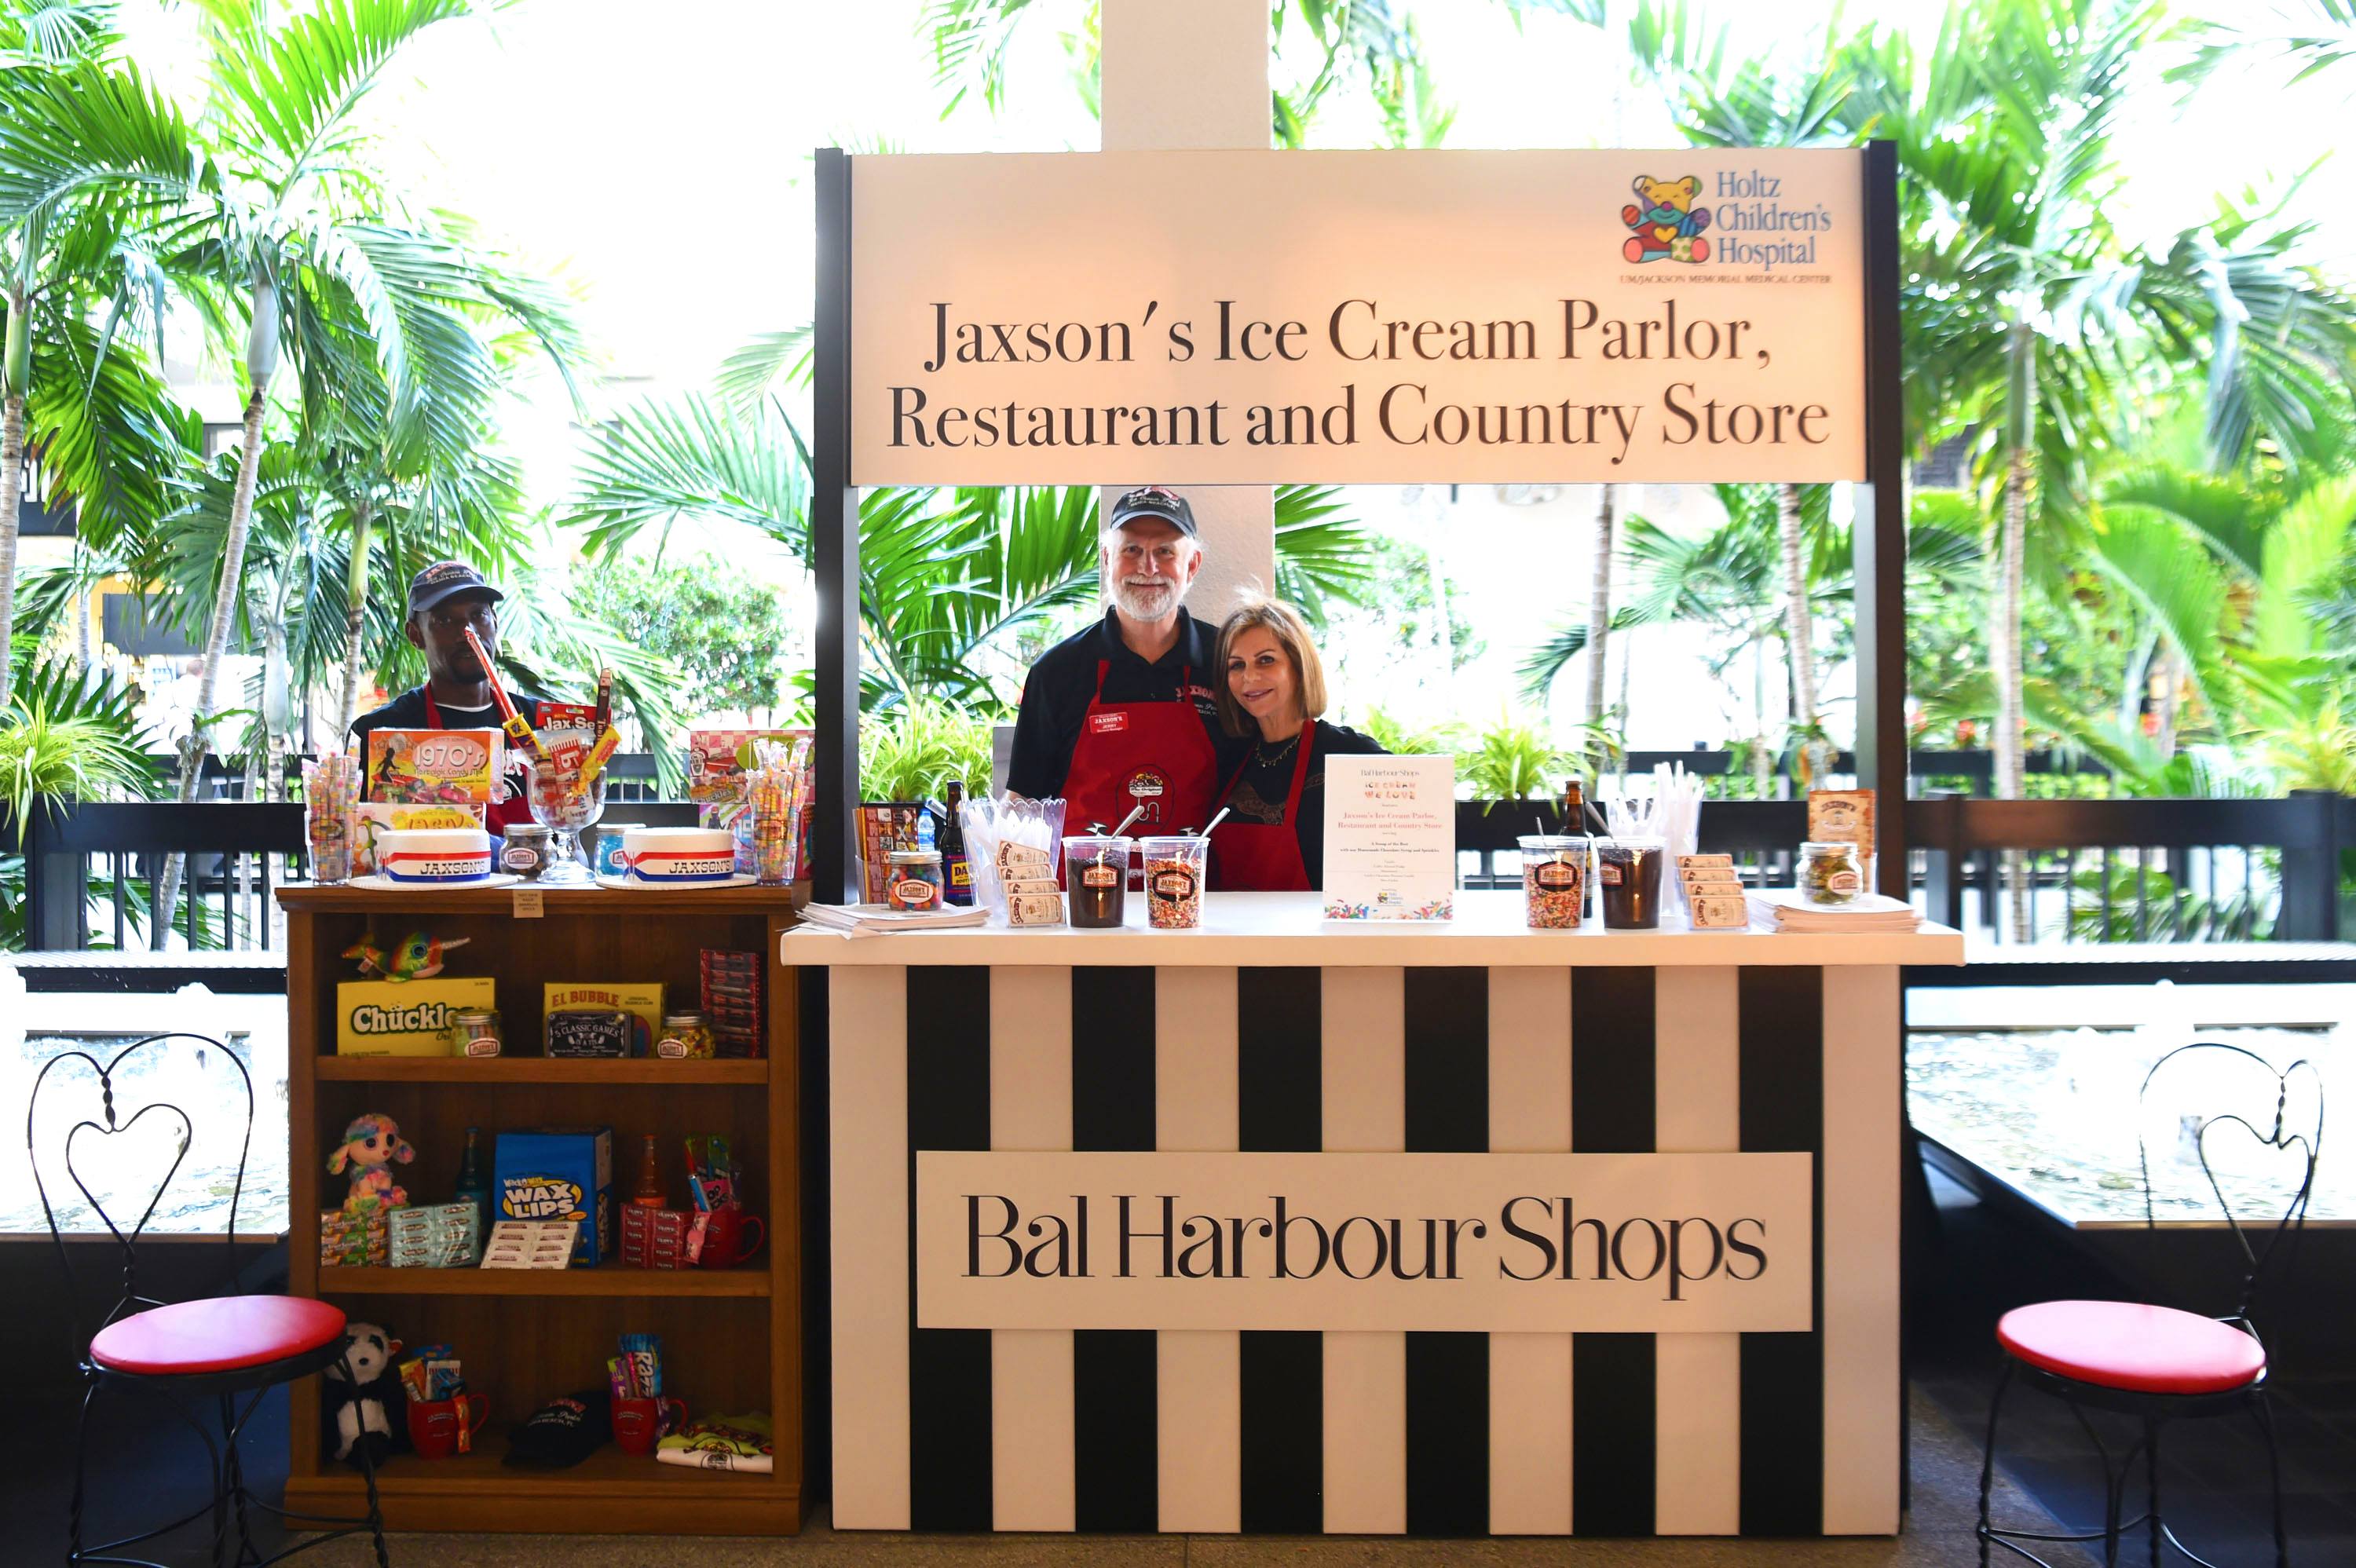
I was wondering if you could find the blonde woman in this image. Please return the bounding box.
[1208,597,1387,891]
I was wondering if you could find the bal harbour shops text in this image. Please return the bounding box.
[964,1193,1773,1302]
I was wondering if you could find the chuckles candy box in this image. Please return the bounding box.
[494,1128,613,1265]
[335,977,496,1056]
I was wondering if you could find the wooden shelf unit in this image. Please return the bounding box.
[278,883,802,1536]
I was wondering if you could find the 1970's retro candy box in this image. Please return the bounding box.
[494,1128,613,1265]
[364,727,502,805]
[334,977,496,1056]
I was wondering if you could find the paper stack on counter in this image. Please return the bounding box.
[1746,889,1922,934]
[794,901,992,936]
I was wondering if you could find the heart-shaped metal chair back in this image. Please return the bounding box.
[2135,1041,2323,1331]
[27,1033,255,1350]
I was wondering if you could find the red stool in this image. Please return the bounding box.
[1974,1044,2318,1568]
[31,1035,391,1567]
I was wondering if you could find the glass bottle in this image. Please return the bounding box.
[452,1127,492,1235]
[940,780,971,905]
[631,1132,668,1209]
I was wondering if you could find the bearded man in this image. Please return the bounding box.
[1004,486,1245,833]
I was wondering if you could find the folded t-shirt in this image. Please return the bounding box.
[655,1411,774,1473]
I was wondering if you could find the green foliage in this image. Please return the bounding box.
[0,655,152,845]
[565,553,796,721]
[858,696,997,803]
[1455,711,1622,806]
[1357,706,1465,758]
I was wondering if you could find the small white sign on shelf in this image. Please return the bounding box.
[1322,754,1455,921]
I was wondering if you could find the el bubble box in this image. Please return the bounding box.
[494,1128,613,1265]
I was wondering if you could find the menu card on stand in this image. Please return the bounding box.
[1322,755,1456,920]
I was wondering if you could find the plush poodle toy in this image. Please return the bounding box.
[324,1321,404,1467]
[328,1112,415,1214]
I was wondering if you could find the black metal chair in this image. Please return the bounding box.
[1977,1041,2321,1568]
[29,1033,390,1567]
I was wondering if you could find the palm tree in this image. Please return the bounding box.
[0,7,203,706]
[1878,0,2356,933]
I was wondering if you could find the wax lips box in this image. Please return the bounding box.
[494,1128,613,1266]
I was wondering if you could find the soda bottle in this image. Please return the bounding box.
[631,1132,668,1210]
[452,1127,492,1235]
[940,779,971,905]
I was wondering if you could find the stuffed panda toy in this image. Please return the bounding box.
[324,1321,404,1467]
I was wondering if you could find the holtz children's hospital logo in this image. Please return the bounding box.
[1621,174,1712,265]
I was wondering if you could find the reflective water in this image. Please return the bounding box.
[9,1032,291,1237]
[1908,1025,2344,1226]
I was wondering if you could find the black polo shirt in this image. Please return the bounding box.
[1006,608,1246,799]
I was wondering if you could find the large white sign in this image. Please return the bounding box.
[916,1150,1813,1334]
[851,148,1868,485]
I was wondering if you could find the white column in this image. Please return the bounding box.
[1099,0,1275,620]
[1155,966,1242,1533]
[990,967,1076,1530]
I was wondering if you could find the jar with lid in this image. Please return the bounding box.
[1798,841,1865,905]
[887,849,946,912]
[449,1007,503,1058]
[656,1011,715,1060]
[501,822,552,879]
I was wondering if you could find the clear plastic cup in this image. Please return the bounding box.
[1595,834,1666,929]
[1139,835,1209,930]
[1063,835,1132,927]
[1518,834,1589,929]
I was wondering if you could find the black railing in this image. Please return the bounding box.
[13,788,2352,955]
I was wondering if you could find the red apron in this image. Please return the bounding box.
[1061,659,1221,842]
[423,687,533,835]
[1209,721,1316,892]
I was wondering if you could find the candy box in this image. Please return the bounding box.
[543,983,662,1054]
[335,977,496,1056]
[495,1129,612,1266]
[350,802,487,875]
[620,1204,694,1270]
[364,727,502,806]
[389,1201,481,1267]
[546,1010,634,1058]
[320,1208,388,1266]
[686,729,803,808]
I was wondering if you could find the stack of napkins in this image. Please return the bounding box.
[796,902,990,935]
[1746,889,1922,933]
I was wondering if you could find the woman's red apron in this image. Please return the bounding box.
[423,688,532,835]
[1209,721,1316,892]
[1061,659,1220,843]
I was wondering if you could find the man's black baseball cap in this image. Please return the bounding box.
[407,560,505,616]
[1108,485,1198,538]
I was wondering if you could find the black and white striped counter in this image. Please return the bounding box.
[792,891,1963,1537]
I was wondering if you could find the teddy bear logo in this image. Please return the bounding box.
[1622,174,1712,264]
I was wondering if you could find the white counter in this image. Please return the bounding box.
[781,888,1964,967]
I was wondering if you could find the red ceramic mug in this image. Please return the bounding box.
[697,1207,766,1270]
[405,1392,488,1460]
[612,1394,688,1456]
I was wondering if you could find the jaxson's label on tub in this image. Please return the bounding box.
[916,1150,1813,1335]
[335,977,496,1056]
[495,1128,612,1265]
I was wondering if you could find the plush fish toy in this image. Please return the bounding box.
[344,930,470,982]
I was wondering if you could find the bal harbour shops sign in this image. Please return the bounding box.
[850,148,1868,486]
[914,1150,1813,1334]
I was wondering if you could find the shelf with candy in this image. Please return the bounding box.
[318,1264,771,1297]
[314,1056,767,1084]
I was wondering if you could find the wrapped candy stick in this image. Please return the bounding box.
[462,626,548,761]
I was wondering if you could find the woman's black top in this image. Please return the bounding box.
[1217,722,1388,890]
